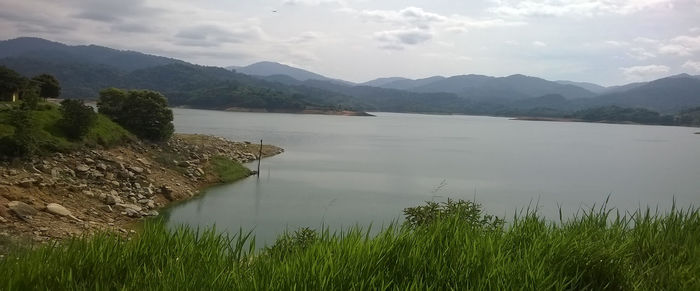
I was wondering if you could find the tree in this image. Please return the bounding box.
[59,99,97,139]
[0,66,27,101]
[98,88,174,141]
[19,83,41,110]
[0,108,38,157]
[32,74,61,99]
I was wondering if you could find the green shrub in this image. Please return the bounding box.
[97,88,174,141]
[0,108,38,157]
[58,99,97,140]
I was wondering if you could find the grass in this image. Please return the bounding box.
[210,155,252,182]
[0,103,132,155]
[0,200,698,290]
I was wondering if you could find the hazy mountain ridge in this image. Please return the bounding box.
[0,37,184,72]
[2,37,700,115]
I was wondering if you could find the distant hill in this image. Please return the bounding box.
[581,75,700,113]
[3,37,699,116]
[0,37,183,72]
[360,77,411,88]
[228,61,353,85]
[555,80,607,94]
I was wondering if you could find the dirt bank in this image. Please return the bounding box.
[0,134,282,246]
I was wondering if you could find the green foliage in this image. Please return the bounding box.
[0,65,27,101]
[210,155,252,183]
[403,198,504,231]
[0,108,39,157]
[18,84,41,110]
[31,74,61,99]
[97,88,174,141]
[58,99,97,139]
[1,202,699,290]
[676,106,700,127]
[0,104,131,158]
[571,106,675,125]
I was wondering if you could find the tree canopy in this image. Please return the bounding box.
[32,74,61,99]
[97,88,173,141]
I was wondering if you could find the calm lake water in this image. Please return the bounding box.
[163,108,700,245]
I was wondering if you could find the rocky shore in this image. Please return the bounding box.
[0,134,282,245]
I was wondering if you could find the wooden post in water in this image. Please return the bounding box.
[257,139,263,176]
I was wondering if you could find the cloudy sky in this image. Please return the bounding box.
[1,0,699,86]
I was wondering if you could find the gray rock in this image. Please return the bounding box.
[8,201,37,220]
[96,163,108,171]
[104,194,122,205]
[75,164,90,173]
[46,203,72,217]
[18,178,37,188]
[129,166,144,174]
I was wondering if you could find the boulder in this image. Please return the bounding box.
[8,201,37,220]
[0,204,10,219]
[104,194,122,205]
[46,203,72,217]
[75,164,90,173]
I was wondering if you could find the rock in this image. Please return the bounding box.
[195,168,205,176]
[8,201,37,220]
[104,194,122,205]
[136,158,151,167]
[18,178,37,188]
[117,203,142,212]
[177,161,190,167]
[111,180,120,187]
[51,167,61,177]
[46,203,72,217]
[84,158,95,164]
[0,205,10,219]
[160,185,174,200]
[129,166,144,174]
[82,190,95,197]
[124,208,142,218]
[146,200,155,209]
[96,163,107,171]
[75,164,90,173]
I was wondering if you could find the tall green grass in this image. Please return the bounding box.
[1,200,698,290]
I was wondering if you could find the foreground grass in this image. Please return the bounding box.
[1,201,698,290]
[211,155,252,182]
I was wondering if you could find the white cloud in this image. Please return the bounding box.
[532,41,547,47]
[282,0,343,6]
[374,28,433,45]
[682,60,700,72]
[627,47,656,60]
[352,6,523,50]
[658,35,700,56]
[491,0,674,18]
[620,64,670,80]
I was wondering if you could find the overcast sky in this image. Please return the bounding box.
[1,0,699,85]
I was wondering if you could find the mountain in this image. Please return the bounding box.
[228,61,353,85]
[581,75,700,113]
[555,80,607,94]
[0,37,183,72]
[360,77,410,87]
[408,74,597,101]
[376,76,446,91]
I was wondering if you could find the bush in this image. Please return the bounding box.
[98,88,174,141]
[403,198,504,230]
[58,99,97,140]
[0,108,38,157]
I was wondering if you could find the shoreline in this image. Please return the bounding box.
[0,134,283,245]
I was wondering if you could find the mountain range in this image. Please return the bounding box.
[2,37,700,115]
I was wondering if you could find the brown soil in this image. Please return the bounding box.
[0,133,282,249]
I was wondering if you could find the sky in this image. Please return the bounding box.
[1,0,699,86]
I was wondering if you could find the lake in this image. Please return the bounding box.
[163,108,700,245]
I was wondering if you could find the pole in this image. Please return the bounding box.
[257,139,263,176]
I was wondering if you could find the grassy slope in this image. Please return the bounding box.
[0,203,698,290]
[210,155,252,182]
[0,103,132,152]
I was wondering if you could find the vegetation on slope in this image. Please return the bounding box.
[210,155,252,183]
[1,200,698,290]
[0,103,132,157]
